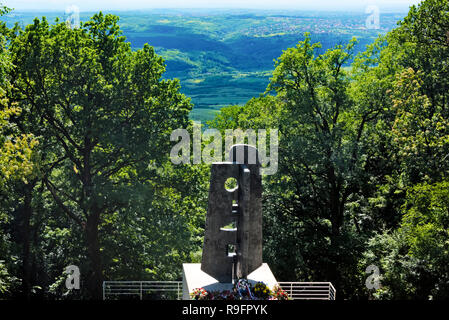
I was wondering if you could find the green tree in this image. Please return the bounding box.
[355,0,449,299]
[389,0,449,112]
[364,180,449,300]
[264,35,374,297]
[211,35,386,298]
[0,4,39,298]
[0,5,37,188]
[8,13,192,298]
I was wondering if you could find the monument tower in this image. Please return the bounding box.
[201,144,262,282]
[182,145,277,299]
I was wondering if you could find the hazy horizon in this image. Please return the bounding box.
[3,0,422,13]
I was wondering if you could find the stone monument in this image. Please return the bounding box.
[182,145,277,299]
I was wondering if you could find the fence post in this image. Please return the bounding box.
[102,282,105,300]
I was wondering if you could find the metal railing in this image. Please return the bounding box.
[103,281,183,300]
[103,280,336,301]
[278,282,336,300]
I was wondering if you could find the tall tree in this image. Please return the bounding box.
[8,13,191,298]
[264,35,371,296]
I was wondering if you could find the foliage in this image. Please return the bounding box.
[211,34,374,298]
[0,99,37,186]
[0,18,37,187]
[1,11,207,299]
[364,180,449,300]
[206,0,449,300]
[358,0,449,299]
[1,0,449,301]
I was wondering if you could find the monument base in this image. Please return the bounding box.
[182,263,278,300]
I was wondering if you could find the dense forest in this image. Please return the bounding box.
[1,0,449,300]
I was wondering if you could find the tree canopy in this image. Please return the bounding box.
[208,0,449,299]
[1,0,449,300]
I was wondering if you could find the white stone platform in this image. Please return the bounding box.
[182,263,278,300]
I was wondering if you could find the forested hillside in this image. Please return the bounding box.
[3,9,403,122]
[1,0,449,300]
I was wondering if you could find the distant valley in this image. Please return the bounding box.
[4,9,406,122]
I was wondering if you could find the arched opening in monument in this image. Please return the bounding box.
[224,177,238,192]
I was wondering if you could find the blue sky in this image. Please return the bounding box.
[3,0,422,12]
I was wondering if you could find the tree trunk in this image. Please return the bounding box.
[328,178,343,299]
[20,181,36,300]
[86,211,103,299]
[329,225,341,299]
